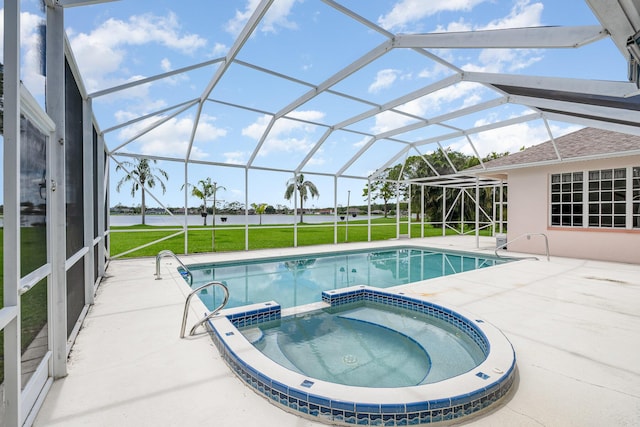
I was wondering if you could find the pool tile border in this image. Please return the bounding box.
[321,287,490,357]
[209,287,516,426]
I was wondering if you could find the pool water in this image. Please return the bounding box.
[211,286,517,426]
[241,301,486,388]
[188,246,511,310]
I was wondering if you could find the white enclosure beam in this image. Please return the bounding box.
[90,58,224,99]
[46,0,69,382]
[463,72,638,97]
[3,0,22,424]
[395,26,607,49]
[101,98,200,135]
[412,113,542,148]
[508,94,640,125]
[110,100,198,153]
[333,74,462,130]
[56,0,119,7]
[83,97,95,304]
[275,40,393,119]
[541,111,640,136]
[586,0,640,56]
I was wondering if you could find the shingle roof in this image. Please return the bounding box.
[470,127,640,171]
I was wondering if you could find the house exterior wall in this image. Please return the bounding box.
[504,154,640,264]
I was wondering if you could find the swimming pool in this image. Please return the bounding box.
[242,300,487,388]
[186,246,512,310]
[209,286,516,426]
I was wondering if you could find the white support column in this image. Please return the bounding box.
[460,189,465,234]
[183,162,188,254]
[396,189,400,238]
[83,97,95,303]
[499,181,504,234]
[407,183,411,238]
[47,2,68,379]
[475,178,480,249]
[3,0,22,423]
[421,185,425,238]
[492,187,496,237]
[96,131,106,276]
[245,168,249,251]
[293,173,298,248]
[103,151,110,259]
[442,187,446,236]
[333,177,338,245]
[367,180,371,242]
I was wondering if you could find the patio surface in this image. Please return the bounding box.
[33,236,640,426]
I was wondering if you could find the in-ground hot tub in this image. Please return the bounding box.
[208,286,516,426]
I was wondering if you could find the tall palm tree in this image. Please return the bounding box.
[251,202,268,225]
[182,177,225,226]
[115,158,168,225]
[284,174,319,223]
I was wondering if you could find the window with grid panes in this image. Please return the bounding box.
[550,172,583,226]
[588,168,626,228]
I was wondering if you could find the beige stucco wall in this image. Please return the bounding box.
[500,154,640,265]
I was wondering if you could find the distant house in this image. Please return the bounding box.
[470,127,640,264]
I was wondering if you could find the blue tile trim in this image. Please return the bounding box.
[223,303,282,328]
[209,288,516,426]
[321,288,490,357]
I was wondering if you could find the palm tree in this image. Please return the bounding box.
[251,202,268,225]
[115,158,168,225]
[284,174,319,223]
[182,177,225,226]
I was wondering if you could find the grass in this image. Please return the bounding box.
[0,227,49,385]
[109,217,490,258]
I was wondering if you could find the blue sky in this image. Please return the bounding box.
[2,0,630,210]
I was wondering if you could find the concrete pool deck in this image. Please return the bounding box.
[33,236,640,426]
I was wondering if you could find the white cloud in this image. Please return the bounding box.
[378,0,487,31]
[242,110,325,156]
[225,0,261,36]
[160,58,172,72]
[225,0,299,36]
[480,0,544,30]
[223,151,249,165]
[117,114,226,160]
[448,121,582,157]
[0,10,47,96]
[368,69,400,93]
[68,12,206,93]
[212,42,228,56]
[262,0,299,33]
[372,82,486,134]
[352,136,373,149]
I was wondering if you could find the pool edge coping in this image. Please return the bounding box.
[207,286,517,426]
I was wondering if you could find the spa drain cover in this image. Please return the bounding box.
[343,354,358,365]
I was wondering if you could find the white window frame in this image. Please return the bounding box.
[550,166,640,230]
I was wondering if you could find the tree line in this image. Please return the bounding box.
[115,159,322,225]
[363,148,509,222]
[115,148,508,226]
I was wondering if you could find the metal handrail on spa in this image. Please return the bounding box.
[180,281,230,338]
[155,249,193,284]
[495,232,550,261]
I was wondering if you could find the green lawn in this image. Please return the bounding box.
[0,227,49,385]
[109,217,489,257]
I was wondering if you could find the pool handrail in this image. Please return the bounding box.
[180,281,230,338]
[155,249,193,284]
[495,232,550,261]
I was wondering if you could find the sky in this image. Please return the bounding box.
[1,0,631,210]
